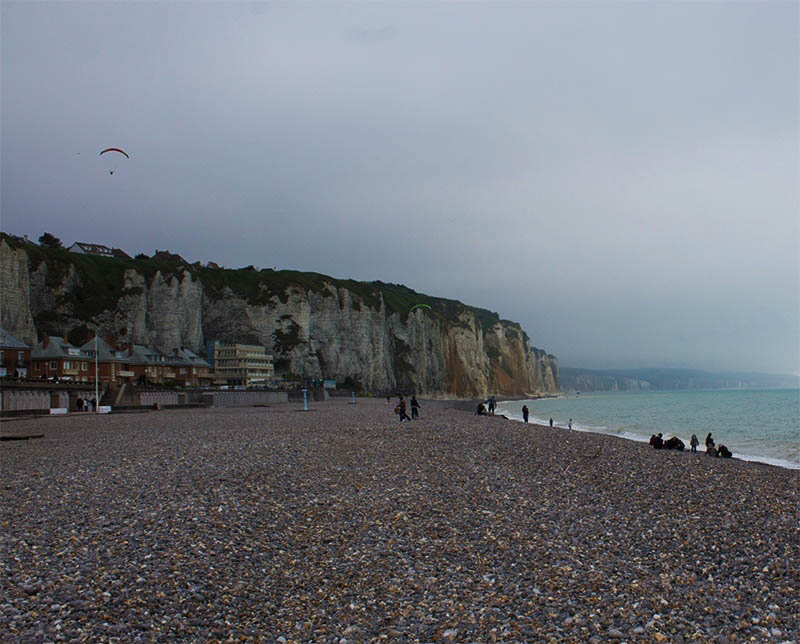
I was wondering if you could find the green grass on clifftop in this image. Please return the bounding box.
[3,234,517,335]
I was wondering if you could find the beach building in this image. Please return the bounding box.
[166,347,214,387]
[120,344,170,385]
[117,344,213,387]
[0,327,32,378]
[79,336,134,384]
[67,242,131,259]
[30,336,90,381]
[212,341,274,386]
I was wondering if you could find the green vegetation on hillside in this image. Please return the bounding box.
[3,234,192,321]
[2,233,511,335]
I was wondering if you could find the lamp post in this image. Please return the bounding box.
[94,333,99,413]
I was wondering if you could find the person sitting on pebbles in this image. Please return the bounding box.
[706,432,717,456]
[664,436,685,451]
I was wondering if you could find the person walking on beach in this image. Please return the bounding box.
[397,396,411,422]
[690,434,699,453]
[549,417,554,428]
[522,405,529,423]
[487,396,496,415]
[410,395,420,419]
[705,432,716,456]
[568,418,573,430]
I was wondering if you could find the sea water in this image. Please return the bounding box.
[496,389,800,470]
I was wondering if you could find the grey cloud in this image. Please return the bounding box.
[2,1,797,374]
[344,25,396,44]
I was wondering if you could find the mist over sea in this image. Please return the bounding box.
[497,389,800,470]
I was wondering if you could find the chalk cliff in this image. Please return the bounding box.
[0,236,559,398]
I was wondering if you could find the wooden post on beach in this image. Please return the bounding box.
[94,334,99,413]
[302,389,308,411]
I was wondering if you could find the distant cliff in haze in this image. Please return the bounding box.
[559,367,799,392]
[0,234,560,398]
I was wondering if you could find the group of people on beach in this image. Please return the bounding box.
[649,431,732,458]
[75,397,97,412]
[475,396,497,416]
[519,409,573,430]
[703,432,732,458]
[392,394,420,422]
[433,393,739,461]
[649,433,686,451]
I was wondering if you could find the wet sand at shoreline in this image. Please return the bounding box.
[2,398,798,641]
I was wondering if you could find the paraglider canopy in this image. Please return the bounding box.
[99,148,129,174]
[410,303,432,312]
[99,147,129,158]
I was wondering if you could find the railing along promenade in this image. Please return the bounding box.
[0,378,301,416]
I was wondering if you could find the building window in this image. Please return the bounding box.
[50,361,57,369]
[18,351,24,360]
[64,361,71,369]
[82,362,87,371]
[34,361,40,369]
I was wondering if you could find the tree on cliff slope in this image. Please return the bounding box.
[38,232,62,249]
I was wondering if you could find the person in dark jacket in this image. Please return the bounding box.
[706,432,717,456]
[522,405,529,423]
[664,436,685,451]
[652,433,664,449]
[397,396,411,422]
[410,395,420,419]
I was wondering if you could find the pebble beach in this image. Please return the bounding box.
[2,397,798,643]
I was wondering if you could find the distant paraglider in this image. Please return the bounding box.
[410,303,432,313]
[99,148,129,175]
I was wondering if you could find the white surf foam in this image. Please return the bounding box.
[501,407,800,471]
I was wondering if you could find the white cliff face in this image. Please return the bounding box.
[0,239,560,397]
[198,287,555,397]
[0,241,37,343]
[147,270,204,350]
[90,269,204,350]
[204,286,398,390]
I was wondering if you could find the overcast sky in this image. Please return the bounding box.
[2,1,798,375]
